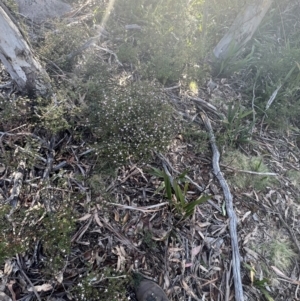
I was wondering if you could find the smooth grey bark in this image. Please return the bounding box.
[0,3,51,96]
[213,0,274,59]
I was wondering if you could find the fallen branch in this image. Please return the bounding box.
[200,111,244,301]
[6,159,26,208]
[190,96,225,119]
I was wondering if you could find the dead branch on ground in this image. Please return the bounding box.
[200,111,244,301]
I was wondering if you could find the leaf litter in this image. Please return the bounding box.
[0,15,300,301]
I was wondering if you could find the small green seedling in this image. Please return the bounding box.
[150,167,210,219]
[243,263,274,301]
[222,102,254,147]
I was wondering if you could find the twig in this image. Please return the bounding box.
[66,36,98,60]
[42,137,55,180]
[94,45,123,66]
[109,202,168,212]
[221,164,277,176]
[189,96,225,119]
[16,254,42,301]
[163,84,181,91]
[99,217,142,252]
[251,80,256,134]
[0,81,13,89]
[265,85,281,110]
[200,111,244,301]
[225,261,232,301]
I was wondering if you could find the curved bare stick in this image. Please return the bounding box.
[200,111,244,301]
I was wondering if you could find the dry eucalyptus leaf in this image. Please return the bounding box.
[28,283,53,292]
[135,280,169,301]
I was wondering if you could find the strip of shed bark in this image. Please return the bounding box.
[200,111,244,301]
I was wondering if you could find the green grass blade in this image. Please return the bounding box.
[183,195,211,218]
[163,172,172,200]
[149,167,165,178]
[173,180,185,205]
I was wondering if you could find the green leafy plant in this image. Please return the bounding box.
[82,79,176,167]
[243,263,274,301]
[253,278,274,301]
[214,0,300,130]
[0,201,76,269]
[221,102,253,147]
[183,126,209,154]
[150,167,210,219]
[38,22,91,72]
[142,229,157,250]
[215,44,256,77]
[106,0,213,85]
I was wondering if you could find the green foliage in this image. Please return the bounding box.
[107,0,212,84]
[263,238,297,272]
[39,205,76,272]
[33,95,73,133]
[142,229,157,250]
[0,205,28,263]
[183,126,209,153]
[244,263,275,301]
[213,0,300,130]
[71,268,128,301]
[215,44,256,77]
[0,202,76,269]
[38,22,91,71]
[0,93,76,136]
[219,102,253,147]
[222,150,276,191]
[286,170,300,189]
[0,97,32,132]
[150,167,210,219]
[81,77,176,167]
[253,279,274,301]
[117,43,138,64]
[2,0,18,13]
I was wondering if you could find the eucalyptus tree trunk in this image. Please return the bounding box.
[213,0,274,59]
[0,2,51,96]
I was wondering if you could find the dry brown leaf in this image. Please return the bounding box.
[113,246,126,271]
[191,245,201,256]
[4,261,13,276]
[271,266,300,285]
[181,280,201,301]
[6,280,16,301]
[122,212,129,223]
[94,212,103,227]
[55,271,64,284]
[197,222,211,227]
[28,283,53,292]
[114,210,120,222]
[77,213,92,221]
[241,211,251,222]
